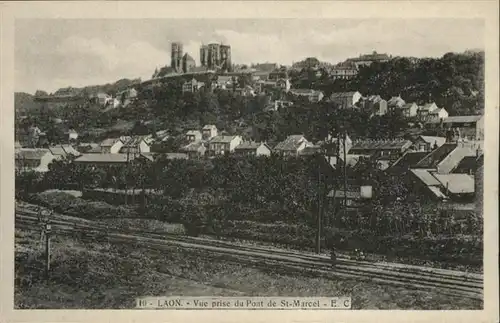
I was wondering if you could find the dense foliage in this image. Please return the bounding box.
[15,52,483,145]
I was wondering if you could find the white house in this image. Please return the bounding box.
[329,91,363,109]
[428,107,449,122]
[274,135,311,156]
[186,130,202,142]
[207,135,243,156]
[119,136,153,154]
[99,137,125,154]
[234,142,272,157]
[202,125,218,140]
[401,102,419,118]
[15,148,59,172]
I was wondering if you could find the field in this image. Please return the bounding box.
[15,227,482,309]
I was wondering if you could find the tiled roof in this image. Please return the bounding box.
[415,143,459,168]
[441,115,484,124]
[209,135,239,144]
[437,145,476,173]
[417,136,446,147]
[180,141,206,152]
[350,139,412,151]
[274,135,307,151]
[48,145,81,156]
[235,142,267,151]
[434,174,474,194]
[75,153,136,163]
[122,135,153,147]
[15,148,51,160]
[390,151,428,171]
[427,186,448,199]
[299,145,322,155]
[388,96,406,106]
[410,169,441,186]
[453,155,481,173]
[418,103,438,112]
[401,102,417,109]
[330,91,359,99]
[100,137,121,147]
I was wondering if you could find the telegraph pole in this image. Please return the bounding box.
[315,155,322,254]
[343,130,348,212]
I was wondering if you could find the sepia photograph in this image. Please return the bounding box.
[1,1,499,322]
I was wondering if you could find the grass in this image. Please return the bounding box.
[14,227,482,309]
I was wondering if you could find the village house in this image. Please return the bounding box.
[411,135,446,152]
[387,96,406,110]
[182,78,205,93]
[400,102,419,118]
[99,137,125,154]
[90,92,113,107]
[234,142,272,157]
[329,62,358,80]
[65,129,79,142]
[289,89,324,103]
[185,130,202,142]
[427,107,449,122]
[417,102,439,119]
[207,135,243,156]
[349,139,412,161]
[77,142,100,154]
[48,144,81,158]
[74,153,151,169]
[119,136,153,154]
[179,141,207,159]
[413,142,478,174]
[202,125,218,140]
[408,169,475,202]
[329,91,363,109]
[273,135,311,157]
[233,85,257,97]
[427,115,485,140]
[214,76,233,89]
[362,95,388,116]
[327,185,373,208]
[15,148,58,173]
[347,51,391,68]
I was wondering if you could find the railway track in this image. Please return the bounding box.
[15,211,483,301]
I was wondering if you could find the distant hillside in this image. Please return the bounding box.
[15,92,38,115]
[51,78,142,97]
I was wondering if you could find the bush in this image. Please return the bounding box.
[29,191,138,219]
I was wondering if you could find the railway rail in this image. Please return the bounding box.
[15,210,483,301]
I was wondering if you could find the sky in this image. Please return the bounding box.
[15,18,484,94]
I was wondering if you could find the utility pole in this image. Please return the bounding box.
[125,143,130,206]
[44,220,52,280]
[343,130,348,212]
[315,155,322,254]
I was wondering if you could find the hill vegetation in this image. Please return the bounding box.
[15,52,484,145]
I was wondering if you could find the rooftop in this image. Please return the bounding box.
[330,91,360,99]
[15,148,51,160]
[274,135,308,151]
[209,135,239,144]
[350,139,412,151]
[410,169,441,187]
[235,142,268,151]
[434,173,475,194]
[74,153,139,163]
[417,136,446,147]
